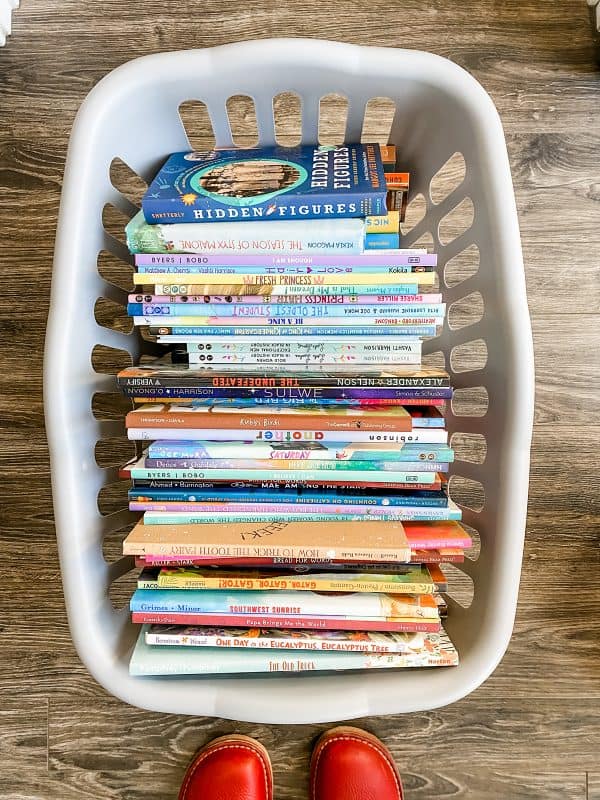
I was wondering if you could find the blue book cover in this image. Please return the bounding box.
[364,233,400,250]
[142,145,387,224]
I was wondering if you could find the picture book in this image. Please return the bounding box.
[117,363,450,390]
[127,485,450,506]
[133,504,462,523]
[130,589,440,632]
[143,625,451,657]
[145,439,454,463]
[135,549,464,568]
[124,402,414,432]
[133,271,437,286]
[127,427,448,444]
[404,521,473,550]
[121,518,412,562]
[120,454,443,483]
[127,211,367,255]
[130,588,440,619]
[133,252,436,268]
[138,561,447,590]
[151,283,425,297]
[129,476,444,491]
[141,145,387,224]
[130,626,459,674]
[137,564,436,594]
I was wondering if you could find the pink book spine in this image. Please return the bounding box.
[129,501,418,515]
[406,536,472,549]
[135,253,438,267]
[131,611,441,632]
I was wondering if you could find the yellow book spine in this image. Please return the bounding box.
[133,271,436,286]
[365,211,400,234]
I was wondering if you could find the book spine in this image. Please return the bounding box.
[128,489,449,506]
[187,353,421,366]
[365,211,400,233]
[135,253,437,267]
[364,233,400,250]
[149,325,437,337]
[132,498,453,514]
[138,507,460,522]
[136,263,434,276]
[128,303,445,318]
[125,411,414,432]
[130,292,441,304]
[127,428,447,444]
[127,217,368,255]
[154,575,434,594]
[143,631,420,655]
[126,466,440,483]
[153,283,423,296]
[123,537,413,561]
[121,386,452,400]
[131,612,440,632]
[137,553,454,567]
[140,509,458,524]
[131,397,445,406]
[134,272,436,286]
[142,459,447,473]
[123,374,449,389]
[130,643,457,676]
[146,442,452,460]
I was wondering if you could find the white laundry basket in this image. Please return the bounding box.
[44,39,534,724]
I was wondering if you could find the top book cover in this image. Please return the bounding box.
[142,145,388,224]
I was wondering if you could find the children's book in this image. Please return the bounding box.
[127,486,450,506]
[122,518,412,562]
[144,624,449,657]
[130,587,441,633]
[127,427,448,445]
[120,454,443,484]
[141,145,387,224]
[137,564,437,594]
[130,626,458,674]
[146,439,454,463]
[125,402,414,432]
[117,363,450,390]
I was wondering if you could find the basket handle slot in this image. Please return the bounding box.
[429,151,466,205]
[272,92,302,147]
[318,94,348,146]
[178,100,216,151]
[226,95,259,147]
[361,97,396,145]
[109,157,147,207]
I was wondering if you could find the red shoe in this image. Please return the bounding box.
[179,734,273,800]
[310,726,404,800]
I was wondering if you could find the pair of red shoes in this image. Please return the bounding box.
[179,726,403,800]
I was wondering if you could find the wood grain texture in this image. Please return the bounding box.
[0,0,599,797]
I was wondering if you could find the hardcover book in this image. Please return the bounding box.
[130,589,440,632]
[145,439,454,463]
[138,564,436,594]
[125,402,413,432]
[142,145,387,223]
[117,363,450,390]
[130,626,458,674]
[144,624,431,654]
[121,518,412,562]
[129,588,440,618]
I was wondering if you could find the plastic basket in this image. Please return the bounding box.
[44,39,534,724]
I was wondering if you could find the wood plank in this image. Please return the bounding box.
[0,700,48,782]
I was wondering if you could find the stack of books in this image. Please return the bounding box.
[117,143,471,676]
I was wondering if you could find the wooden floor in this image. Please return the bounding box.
[1,2,599,798]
